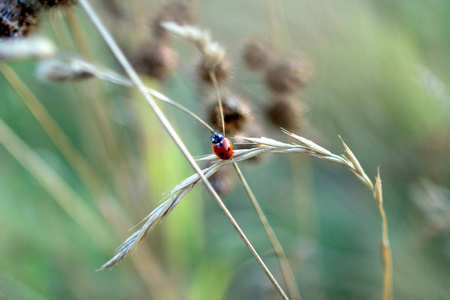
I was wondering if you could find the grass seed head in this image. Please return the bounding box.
[265,55,311,94]
[152,2,196,40]
[135,41,179,81]
[197,55,231,85]
[206,93,253,135]
[266,95,306,131]
[242,37,274,71]
[0,0,41,38]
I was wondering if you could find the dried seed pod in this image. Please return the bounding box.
[135,41,179,81]
[197,56,231,85]
[152,2,195,40]
[38,0,77,9]
[265,56,311,94]
[0,0,41,38]
[209,164,235,195]
[242,37,274,71]
[265,95,306,131]
[206,93,253,136]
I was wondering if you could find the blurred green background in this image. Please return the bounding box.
[1,1,450,299]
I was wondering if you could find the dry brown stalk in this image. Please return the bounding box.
[34,56,215,132]
[0,63,103,197]
[101,128,392,300]
[0,118,114,252]
[0,63,176,299]
[78,1,288,298]
[233,163,302,300]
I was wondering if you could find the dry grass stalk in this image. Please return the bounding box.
[102,127,392,299]
[33,56,215,132]
[233,163,302,300]
[78,1,288,298]
[0,63,104,197]
[375,169,392,300]
[160,21,229,133]
[0,118,114,252]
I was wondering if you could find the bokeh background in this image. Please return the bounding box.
[1,0,450,299]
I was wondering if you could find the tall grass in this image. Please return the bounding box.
[2,1,450,300]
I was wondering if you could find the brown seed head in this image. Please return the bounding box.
[197,55,231,85]
[265,56,311,94]
[152,2,196,40]
[242,37,274,71]
[265,95,306,131]
[0,1,40,38]
[135,41,179,81]
[206,93,253,135]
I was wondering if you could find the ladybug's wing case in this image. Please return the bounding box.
[212,138,233,160]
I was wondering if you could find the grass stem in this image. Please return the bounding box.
[209,70,225,135]
[77,1,289,298]
[233,163,302,300]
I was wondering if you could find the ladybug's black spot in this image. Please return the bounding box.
[227,147,230,151]
[219,152,224,156]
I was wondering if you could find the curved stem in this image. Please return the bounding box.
[209,70,225,135]
[94,70,215,132]
[77,1,288,298]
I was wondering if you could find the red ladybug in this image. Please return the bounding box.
[211,132,233,160]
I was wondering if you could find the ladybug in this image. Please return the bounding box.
[211,132,233,160]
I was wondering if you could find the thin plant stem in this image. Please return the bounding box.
[0,63,106,201]
[50,14,73,51]
[77,1,289,298]
[233,163,302,300]
[375,169,392,300]
[149,89,214,132]
[265,0,279,49]
[96,60,295,299]
[208,70,225,135]
[49,14,114,174]
[65,10,91,60]
[98,72,215,131]
[339,137,392,300]
[61,10,135,205]
[62,12,179,298]
[275,0,291,50]
[0,117,174,299]
[287,154,326,299]
[0,118,114,252]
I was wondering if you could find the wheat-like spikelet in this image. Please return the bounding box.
[160,21,225,69]
[101,128,390,277]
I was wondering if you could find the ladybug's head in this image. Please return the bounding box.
[210,132,224,144]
